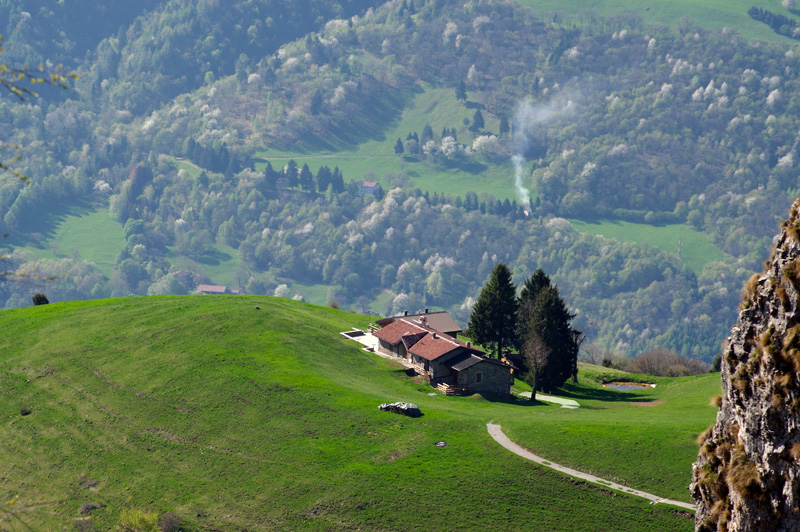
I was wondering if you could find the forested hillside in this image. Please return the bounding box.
[2,0,800,361]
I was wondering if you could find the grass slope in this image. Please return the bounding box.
[0,297,710,530]
[257,86,518,201]
[515,0,800,44]
[7,203,125,277]
[570,219,727,274]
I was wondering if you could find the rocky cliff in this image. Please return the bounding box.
[692,200,800,531]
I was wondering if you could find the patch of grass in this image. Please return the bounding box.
[167,242,245,288]
[256,86,519,201]
[0,296,701,531]
[8,204,125,277]
[504,369,722,502]
[569,219,727,274]
[514,0,796,44]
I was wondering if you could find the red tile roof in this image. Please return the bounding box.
[408,330,483,361]
[374,318,484,361]
[373,319,427,344]
[197,284,227,294]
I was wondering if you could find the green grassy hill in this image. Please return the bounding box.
[516,0,800,43]
[0,296,718,530]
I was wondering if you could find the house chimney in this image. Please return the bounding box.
[433,332,437,339]
[467,342,471,348]
[404,310,408,316]
[425,308,429,314]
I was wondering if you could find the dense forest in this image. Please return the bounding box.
[3,0,800,361]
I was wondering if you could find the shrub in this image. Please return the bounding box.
[31,293,49,306]
[117,508,159,532]
[158,512,181,532]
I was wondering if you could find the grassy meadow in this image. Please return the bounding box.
[569,219,728,274]
[257,86,519,201]
[515,0,800,44]
[6,203,124,278]
[0,296,717,531]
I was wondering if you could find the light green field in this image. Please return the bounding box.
[505,366,721,502]
[257,86,519,201]
[168,242,247,288]
[570,219,727,274]
[9,204,124,277]
[0,296,715,530]
[515,0,800,44]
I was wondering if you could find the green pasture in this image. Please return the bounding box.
[504,367,720,502]
[167,242,247,288]
[257,86,519,201]
[0,296,714,530]
[570,219,727,274]
[8,203,124,277]
[515,0,800,44]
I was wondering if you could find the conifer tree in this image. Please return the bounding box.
[518,269,581,394]
[467,263,518,358]
[299,163,314,192]
[394,137,405,155]
[285,159,298,188]
[331,166,344,193]
[455,80,467,101]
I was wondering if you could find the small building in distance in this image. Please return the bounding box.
[357,180,380,197]
[376,309,463,338]
[196,284,240,295]
[372,316,513,396]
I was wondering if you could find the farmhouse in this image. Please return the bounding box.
[376,309,463,338]
[373,317,513,396]
[357,180,380,196]
[195,284,241,295]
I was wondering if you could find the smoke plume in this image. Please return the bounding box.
[511,94,574,209]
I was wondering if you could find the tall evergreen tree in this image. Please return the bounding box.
[455,79,467,101]
[394,137,405,155]
[518,269,581,394]
[299,163,314,192]
[316,165,332,193]
[285,159,299,188]
[467,263,518,358]
[331,166,345,193]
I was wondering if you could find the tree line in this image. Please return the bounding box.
[467,264,582,398]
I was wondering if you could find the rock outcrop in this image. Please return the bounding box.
[692,200,800,531]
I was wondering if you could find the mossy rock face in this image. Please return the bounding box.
[692,199,800,532]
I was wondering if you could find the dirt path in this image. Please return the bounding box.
[486,423,695,511]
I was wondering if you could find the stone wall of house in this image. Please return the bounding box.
[461,362,512,396]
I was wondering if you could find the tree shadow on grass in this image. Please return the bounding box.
[8,198,96,246]
[557,382,651,403]
[195,249,233,267]
[480,393,549,407]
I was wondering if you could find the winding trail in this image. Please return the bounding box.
[486,423,695,511]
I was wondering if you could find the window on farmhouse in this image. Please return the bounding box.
[476,372,482,383]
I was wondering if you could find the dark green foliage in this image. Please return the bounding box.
[519,269,580,394]
[455,80,467,101]
[331,166,345,193]
[470,109,484,132]
[748,7,800,40]
[499,115,509,136]
[285,160,299,189]
[299,163,314,192]
[310,89,324,116]
[394,137,404,155]
[31,292,49,306]
[467,263,518,358]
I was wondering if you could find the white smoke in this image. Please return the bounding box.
[511,95,575,209]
